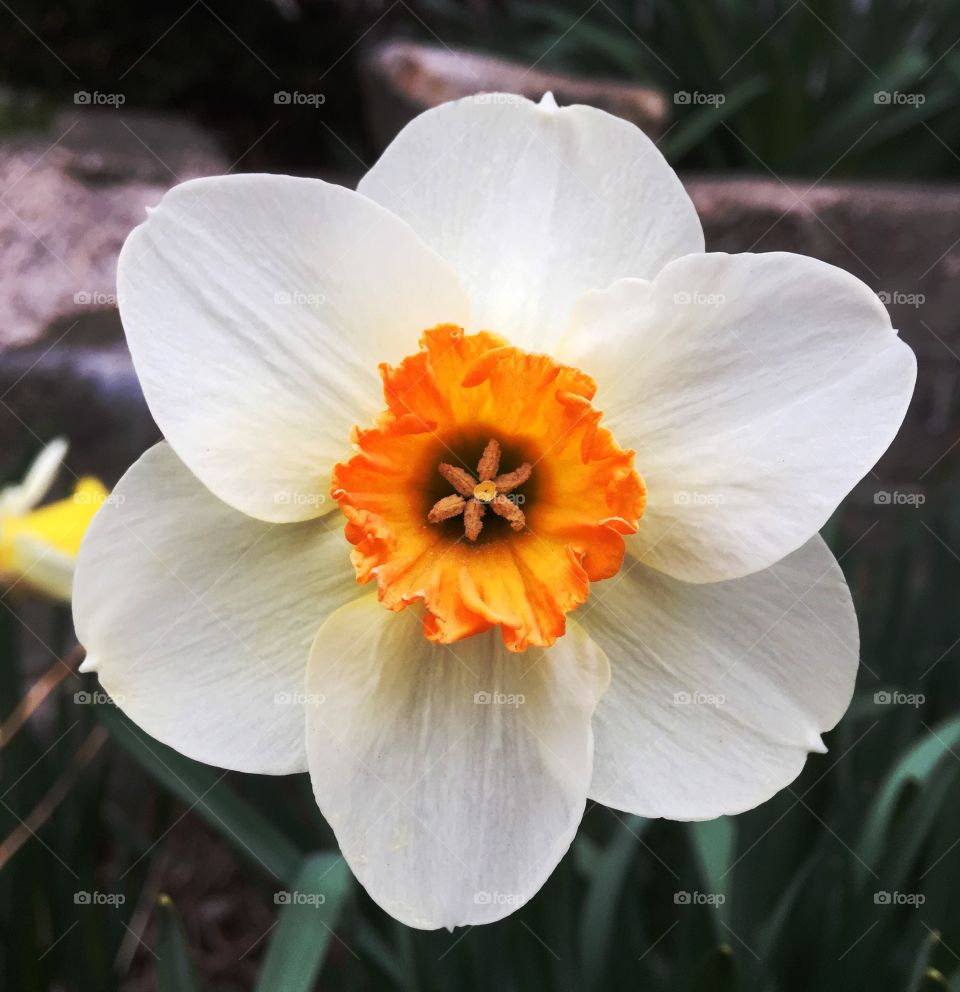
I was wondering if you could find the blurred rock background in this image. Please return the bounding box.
[3,0,958,497]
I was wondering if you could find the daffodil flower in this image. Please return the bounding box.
[73,94,916,929]
[1,438,107,602]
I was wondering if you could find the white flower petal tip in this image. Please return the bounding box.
[358,94,703,352]
[77,654,97,674]
[304,600,610,929]
[538,90,559,110]
[117,173,470,524]
[72,442,362,775]
[562,251,917,582]
[581,536,859,821]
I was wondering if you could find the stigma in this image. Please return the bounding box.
[426,438,531,541]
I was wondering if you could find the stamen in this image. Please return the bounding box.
[438,463,476,497]
[495,463,532,493]
[427,493,466,523]
[491,495,525,531]
[477,439,501,481]
[428,437,532,541]
[464,500,485,541]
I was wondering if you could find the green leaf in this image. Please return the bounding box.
[687,817,736,930]
[95,703,301,884]
[661,74,767,162]
[879,759,960,900]
[856,715,960,883]
[354,919,405,986]
[255,853,353,992]
[579,814,647,988]
[754,849,819,976]
[572,832,601,877]
[909,930,945,992]
[949,964,960,992]
[156,894,202,992]
[796,48,929,167]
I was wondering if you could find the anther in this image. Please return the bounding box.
[427,438,531,541]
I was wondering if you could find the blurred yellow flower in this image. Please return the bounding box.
[0,439,106,602]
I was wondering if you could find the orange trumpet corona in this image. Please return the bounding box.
[332,325,645,651]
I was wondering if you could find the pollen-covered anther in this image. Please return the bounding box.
[427,437,531,542]
[476,438,501,481]
[437,462,476,497]
[491,495,525,531]
[426,494,465,523]
[464,500,485,541]
[494,463,532,492]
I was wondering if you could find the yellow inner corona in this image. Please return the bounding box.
[332,324,645,651]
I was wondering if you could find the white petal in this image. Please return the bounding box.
[304,600,610,928]
[1,436,68,516]
[118,174,470,524]
[579,536,859,820]
[358,95,702,352]
[73,442,362,774]
[561,253,916,581]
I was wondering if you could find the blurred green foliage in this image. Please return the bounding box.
[2,1,960,989]
[4,0,960,177]
[417,0,960,177]
[3,483,960,989]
